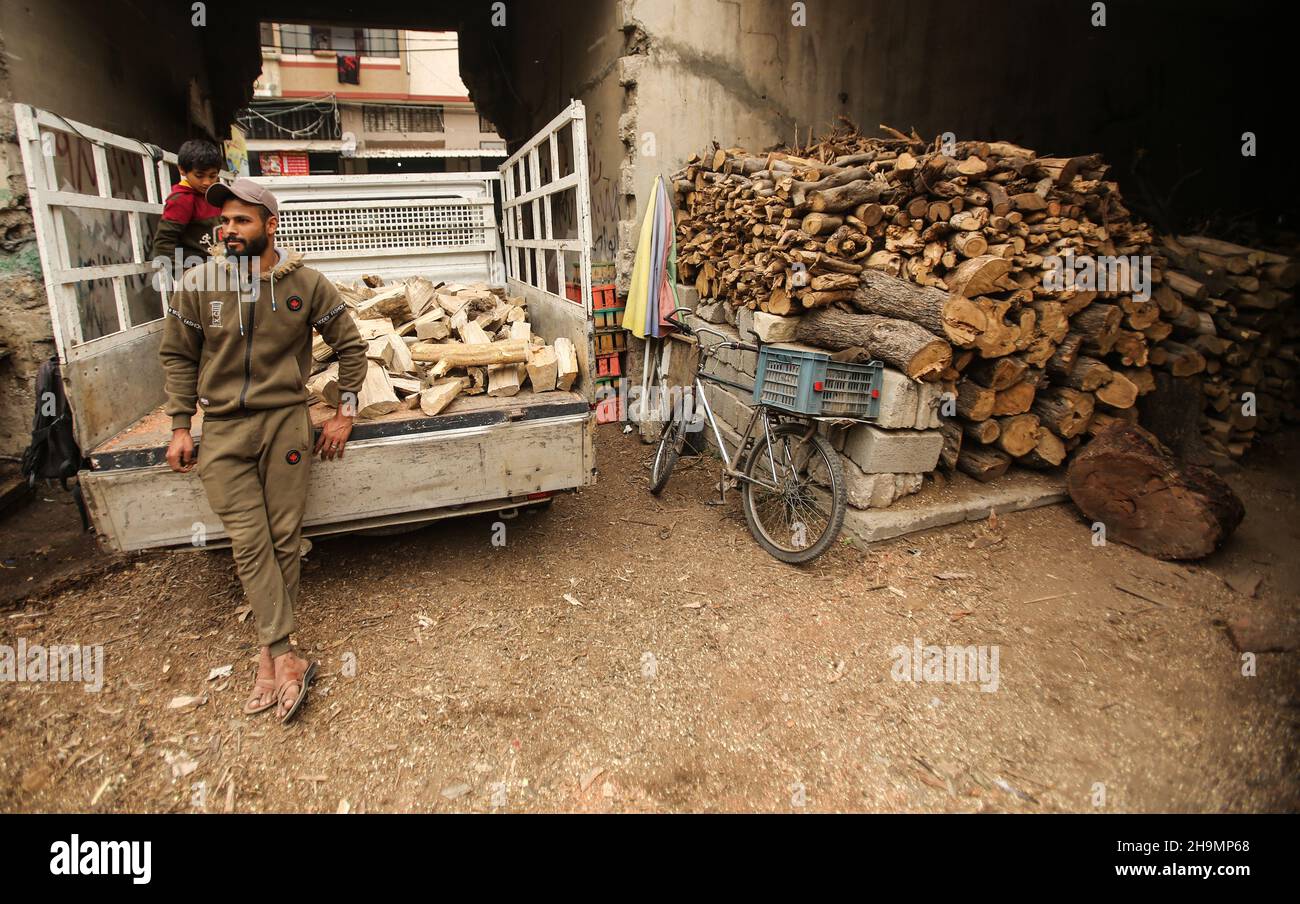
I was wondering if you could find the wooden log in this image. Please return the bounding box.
[1019,427,1066,469]
[965,355,1029,390]
[801,212,843,235]
[807,179,887,213]
[525,345,559,393]
[1094,371,1138,409]
[1032,387,1094,438]
[379,333,416,375]
[1111,330,1149,367]
[963,419,1001,444]
[306,363,340,406]
[850,270,986,347]
[1150,340,1207,376]
[995,413,1041,457]
[1066,425,1244,559]
[944,255,1013,297]
[419,377,469,416]
[795,307,952,381]
[410,338,529,366]
[404,277,438,316]
[357,362,401,418]
[1060,355,1112,392]
[991,379,1036,416]
[1046,333,1084,379]
[355,284,414,321]
[939,421,963,472]
[956,380,995,420]
[1072,303,1122,356]
[957,445,1011,482]
[554,337,579,391]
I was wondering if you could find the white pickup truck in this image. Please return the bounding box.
[15,100,598,552]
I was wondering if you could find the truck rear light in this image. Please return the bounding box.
[526,492,552,501]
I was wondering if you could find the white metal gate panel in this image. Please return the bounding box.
[251,173,501,286]
[14,104,190,450]
[498,100,593,314]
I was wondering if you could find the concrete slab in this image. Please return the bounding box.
[841,468,1069,544]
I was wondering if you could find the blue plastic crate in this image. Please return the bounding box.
[753,345,884,418]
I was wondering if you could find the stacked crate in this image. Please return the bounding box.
[567,262,626,423]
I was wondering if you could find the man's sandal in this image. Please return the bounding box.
[243,676,278,715]
[276,660,318,725]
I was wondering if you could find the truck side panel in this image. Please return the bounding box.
[81,411,593,552]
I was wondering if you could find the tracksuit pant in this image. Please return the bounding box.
[198,404,313,658]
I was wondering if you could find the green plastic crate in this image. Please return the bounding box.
[753,346,884,418]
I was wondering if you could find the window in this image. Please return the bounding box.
[279,23,310,55]
[363,29,400,57]
[478,113,497,134]
[363,104,444,133]
[259,22,277,51]
[272,24,399,57]
[480,140,507,151]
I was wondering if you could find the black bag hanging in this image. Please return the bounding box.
[20,356,82,489]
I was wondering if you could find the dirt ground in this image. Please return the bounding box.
[1,426,1297,813]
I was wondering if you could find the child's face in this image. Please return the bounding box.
[182,167,221,194]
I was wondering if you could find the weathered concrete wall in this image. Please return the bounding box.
[0,2,244,458]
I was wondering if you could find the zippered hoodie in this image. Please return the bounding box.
[159,247,368,430]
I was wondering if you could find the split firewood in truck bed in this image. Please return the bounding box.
[314,277,572,412]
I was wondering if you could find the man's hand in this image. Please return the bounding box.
[166,428,196,473]
[314,408,354,461]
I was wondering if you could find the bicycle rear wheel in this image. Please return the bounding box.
[741,421,847,564]
[649,416,684,496]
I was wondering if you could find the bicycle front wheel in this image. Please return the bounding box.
[648,416,684,496]
[741,422,847,564]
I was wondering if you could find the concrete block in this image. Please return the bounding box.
[675,284,700,311]
[702,382,752,434]
[696,301,728,324]
[736,306,757,344]
[841,464,897,510]
[703,357,745,390]
[752,311,802,343]
[874,367,923,429]
[686,315,725,346]
[843,424,944,474]
[737,347,758,378]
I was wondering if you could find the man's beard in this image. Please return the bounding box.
[226,232,268,259]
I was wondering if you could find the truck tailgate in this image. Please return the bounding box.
[82,393,594,552]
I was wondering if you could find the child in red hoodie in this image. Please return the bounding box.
[150,139,224,276]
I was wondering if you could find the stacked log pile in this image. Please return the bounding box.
[1147,236,1300,459]
[672,122,1297,478]
[310,275,577,418]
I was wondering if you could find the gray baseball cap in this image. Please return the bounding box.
[206,178,279,218]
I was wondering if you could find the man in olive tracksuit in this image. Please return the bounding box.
[159,179,368,724]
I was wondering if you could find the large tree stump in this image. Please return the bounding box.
[1067,425,1244,559]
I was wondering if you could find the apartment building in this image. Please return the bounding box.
[242,24,506,175]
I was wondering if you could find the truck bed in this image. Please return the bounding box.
[89,389,589,471]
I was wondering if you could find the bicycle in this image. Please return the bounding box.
[648,307,853,564]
